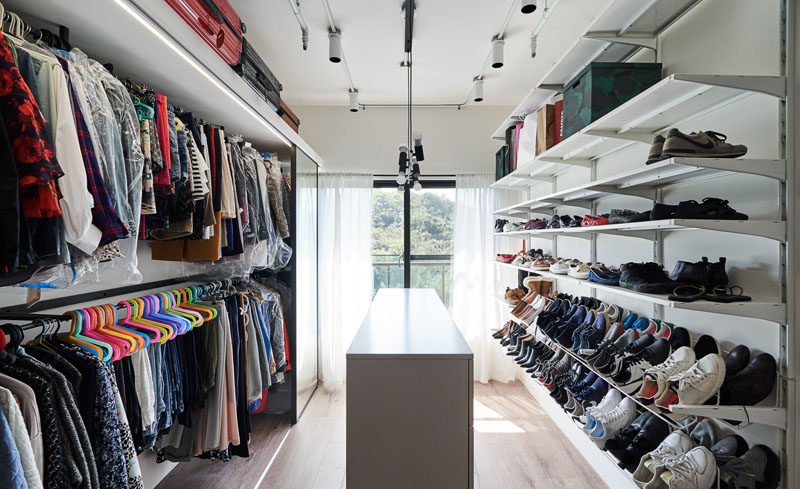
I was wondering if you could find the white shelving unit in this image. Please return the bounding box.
[489,1,796,488]
[494,219,787,242]
[494,261,787,324]
[493,75,786,189]
[491,0,705,141]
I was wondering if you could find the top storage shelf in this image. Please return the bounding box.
[5,0,323,163]
[491,0,705,140]
[492,74,786,189]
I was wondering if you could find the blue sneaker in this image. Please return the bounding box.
[622,312,639,329]
[632,316,650,331]
[568,372,598,393]
[553,306,588,344]
[588,266,621,285]
[577,377,609,410]
[567,309,596,346]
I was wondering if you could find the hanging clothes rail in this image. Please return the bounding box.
[0,276,291,489]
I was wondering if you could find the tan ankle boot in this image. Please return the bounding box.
[538,278,554,298]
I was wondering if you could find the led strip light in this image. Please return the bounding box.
[112,0,292,148]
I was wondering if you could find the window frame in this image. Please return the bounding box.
[372,177,455,287]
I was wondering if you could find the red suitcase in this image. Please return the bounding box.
[165,0,246,65]
[279,100,299,133]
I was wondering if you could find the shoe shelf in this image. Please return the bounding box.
[493,218,787,243]
[667,404,787,430]
[493,294,514,308]
[491,0,706,141]
[491,74,787,189]
[528,330,688,431]
[493,261,787,324]
[493,158,787,216]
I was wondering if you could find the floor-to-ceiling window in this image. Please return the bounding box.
[371,179,455,306]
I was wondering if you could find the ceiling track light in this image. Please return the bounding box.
[472,77,484,102]
[521,0,538,14]
[328,30,342,63]
[491,37,505,69]
[349,89,359,112]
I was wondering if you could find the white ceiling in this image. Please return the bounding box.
[230,0,611,106]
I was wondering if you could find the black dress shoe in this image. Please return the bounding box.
[669,256,729,289]
[723,344,750,380]
[668,326,691,350]
[720,353,777,406]
[693,334,720,358]
[619,262,679,294]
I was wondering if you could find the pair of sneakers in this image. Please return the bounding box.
[581,389,638,447]
[633,431,716,489]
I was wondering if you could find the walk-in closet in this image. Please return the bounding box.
[0,1,795,489]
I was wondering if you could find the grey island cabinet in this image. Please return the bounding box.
[346,288,474,489]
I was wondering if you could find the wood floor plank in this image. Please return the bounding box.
[154,380,609,489]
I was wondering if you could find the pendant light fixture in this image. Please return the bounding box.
[491,36,504,68]
[472,77,484,102]
[521,0,538,14]
[396,0,423,191]
[328,30,342,63]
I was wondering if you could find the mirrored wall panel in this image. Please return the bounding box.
[295,149,319,416]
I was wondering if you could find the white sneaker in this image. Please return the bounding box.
[658,354,726,413]
[633,431,693,488]
[568,263,591,279]
[656,446,717,489]
[637,347,696,401]
[605,304,624,323]
[589,397,636,447]
[549,261,570,274]
[583,389,621,432]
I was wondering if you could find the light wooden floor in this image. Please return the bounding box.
[156,380,608,489]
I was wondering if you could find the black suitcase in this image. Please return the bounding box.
[233,39,282,111]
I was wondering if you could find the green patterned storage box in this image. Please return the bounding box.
[562,62,662,139]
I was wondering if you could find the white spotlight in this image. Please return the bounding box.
[349,89,359,112]
[413,180,422,191]
[328,31,342,63]
[491,38,504,69]
[521,0,537,14]
[473,78,484,102]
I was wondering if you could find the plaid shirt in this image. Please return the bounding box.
[57,59,127,245]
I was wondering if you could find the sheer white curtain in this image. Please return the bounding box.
[450,174,517,383]
[318,174,374,387]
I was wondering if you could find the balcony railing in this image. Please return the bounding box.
[372,254,453,306]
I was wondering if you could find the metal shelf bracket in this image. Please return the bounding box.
[583,31,658,51]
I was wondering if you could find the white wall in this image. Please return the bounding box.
[293,105,514,175]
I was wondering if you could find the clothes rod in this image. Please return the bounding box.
[0,274,214,314]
